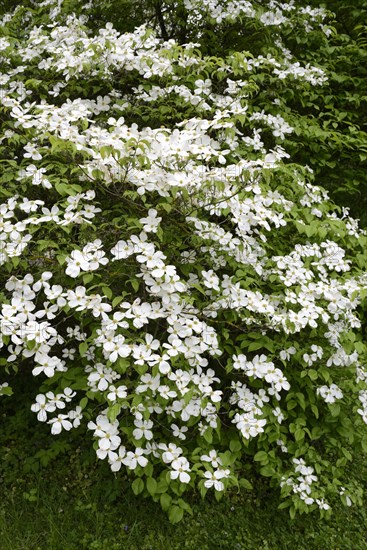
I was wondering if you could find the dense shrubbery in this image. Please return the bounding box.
[0,0,367,521]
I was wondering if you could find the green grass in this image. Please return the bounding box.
[1,400,367,549]
[1,466,367,550]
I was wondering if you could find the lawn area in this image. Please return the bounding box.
[1,402,367,550]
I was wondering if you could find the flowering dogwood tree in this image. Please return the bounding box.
[1,0,367,522]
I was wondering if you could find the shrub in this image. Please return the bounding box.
[0,0,367,521]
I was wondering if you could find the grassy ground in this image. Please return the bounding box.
[1,397,367,549]
[1,461,367,550]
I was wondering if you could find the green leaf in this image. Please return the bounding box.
[130,280,139,292]
[254,451,268,463]
[156,478,169,494]
[361,437,367,453]
[168,505,184,524]
[355,341,366,354]
[146,477,157,496]
[102,286,113,299]
[239,478,253,490]
[203,429,213,444]
[278,501,291,510]
[296,392,306,410]
[177,499,193,514]
[79,342,88,356]
[259,465,275,477]
[190,283,207,296]
[308,369,318,381]
[294,428,304,442]
[79,397,88,410]
[311,404,319,419]
[161,202,172,213]
[341,448,352,461]
[330,404,341,417]
[0,385,13,397]
[107,403,121,422]
[160,493,172,511]
[56,254,68,266]
[229,439,241,453]
[112,296,124,307]
[83,273,94,285]
[55,182,78,196]
[131,478,144,495]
